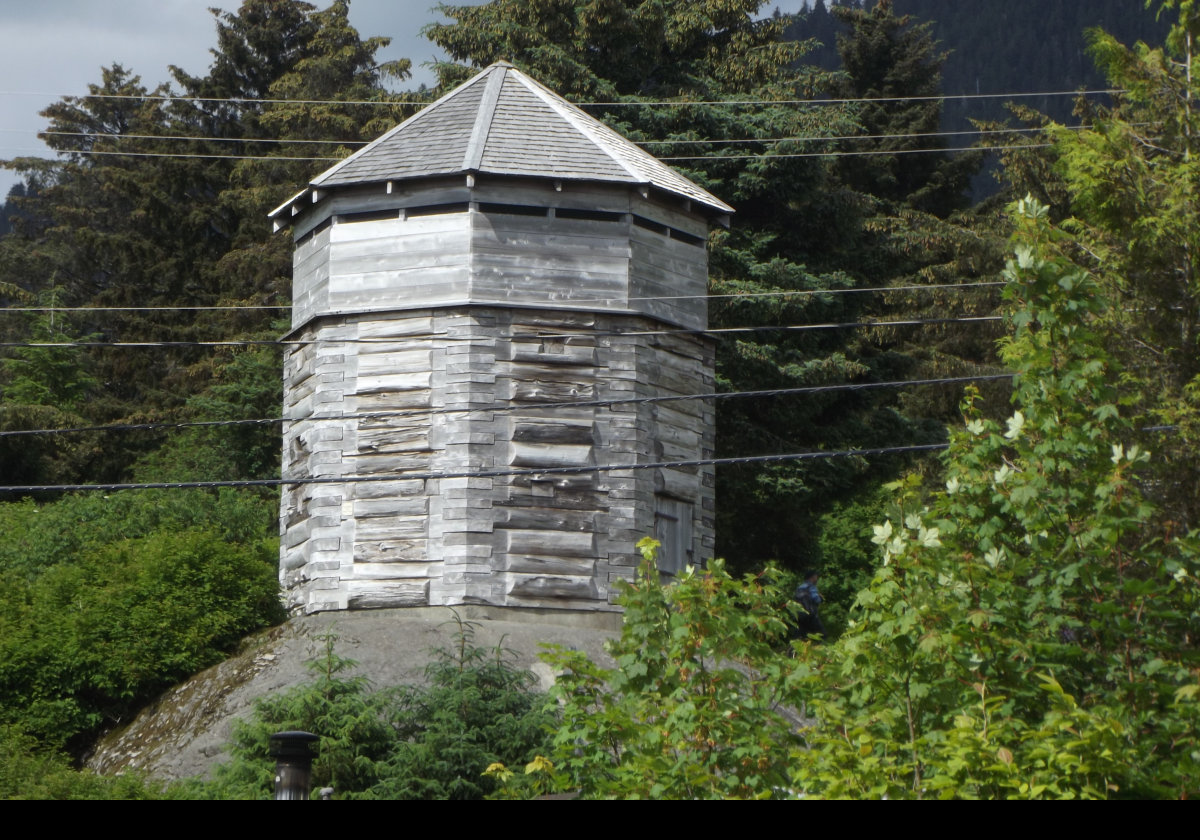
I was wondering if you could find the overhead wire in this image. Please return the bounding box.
[0,444,954,495]
[0,86,1101,164]
[1,421,1177,494]
[0,374,1015,439]
[0,281,1005,316]
[0,147,338,162]
[0,138,1056,164]
[32,130,369,147]
[1,122,1070,148]
[643,125,1090,146]
[583,89,1124,108]
[0,313,1006,349]
[0,87,1123,108]
[661,143,1050,161]
[0,304,291,313]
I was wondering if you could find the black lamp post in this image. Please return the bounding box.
[269,731,320,800]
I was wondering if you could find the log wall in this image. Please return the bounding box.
[281,307,714,615]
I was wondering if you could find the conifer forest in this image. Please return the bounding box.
[0,1,1196,798]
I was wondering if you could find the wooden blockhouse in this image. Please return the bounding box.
[270,62,732,616]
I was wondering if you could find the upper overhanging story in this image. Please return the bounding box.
[269,61,734,333]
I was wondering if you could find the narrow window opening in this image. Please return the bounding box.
[669,228,706,247]
[556,208,624,223]
[406,202,470,218]
[478,202,549,217]
[633,215,669,235]
[336,209,401,224]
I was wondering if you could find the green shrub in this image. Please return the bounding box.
[191,620,553,800]
[0,527,282,751]
[0,726,162,800]
[536,539,802,800]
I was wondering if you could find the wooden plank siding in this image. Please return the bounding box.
[289,180,708,332]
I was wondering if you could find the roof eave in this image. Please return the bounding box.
[270,170,733,233]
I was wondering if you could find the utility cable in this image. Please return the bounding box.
[0,443,953,495]
[0,313,1006,349]
[28,130,371,147]
[0,374,1014,439]
[642,124,1101,146]
[0,141,1051,164]
[661,143,1050,161]
[1,147,337,162]
[0,304,290,314]
[2,419,1174,494]
[584,89,1125,108]
[1,122,1084,148]
[0,282,1005,316]
[0,87,1124,109]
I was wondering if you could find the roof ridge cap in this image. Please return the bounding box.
[462,64,507,171]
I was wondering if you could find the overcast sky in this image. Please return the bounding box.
[0,1,807,197]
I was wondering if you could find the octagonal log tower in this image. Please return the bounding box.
[270,62,732,616]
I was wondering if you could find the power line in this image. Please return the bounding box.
[0,281,1005,316]
[584,89,1124,108]
[641,125,1091,147]
[0,140,1053,165]
[4,135,1060,164]
[0,313,1006,349]
[661,143,1050,161]
[0,86,1115,166]
[33,130,369,147]
[3,122,1072,148]
[0,443,952,495]
[0,91,425,107]
[2,419,1174,494]
[0,87,1122,109]
[0,374,1013,439]
[1,147,337,162]
[0,304,290,314]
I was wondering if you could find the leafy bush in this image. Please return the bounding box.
[790,199,1200,799]
[0,526,282,752]
[813,485,893,638]
[495,201,1199,801]
[0,726,162,800]
[534,539,802,800]
[0,488,276,581]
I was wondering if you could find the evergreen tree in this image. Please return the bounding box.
[0,0,412,767]
[191,627,552,800]
[0,1,411,485]
[832,0,976,215]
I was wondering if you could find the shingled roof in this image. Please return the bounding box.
[271,61,733,221]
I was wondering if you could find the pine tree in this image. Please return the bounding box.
[832,0,977,215]
[0,1,411,485]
